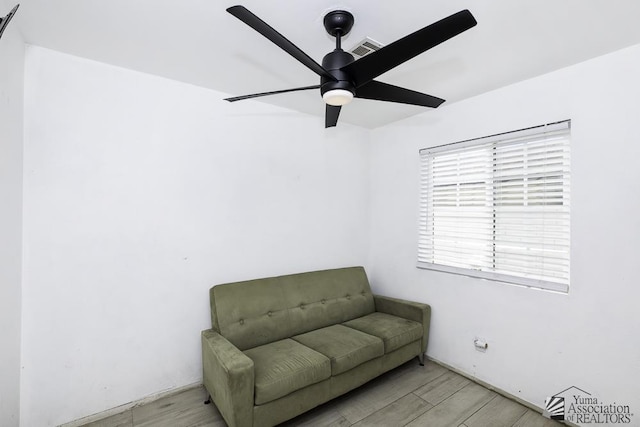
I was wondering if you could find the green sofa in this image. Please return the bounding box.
[201,266,431,427]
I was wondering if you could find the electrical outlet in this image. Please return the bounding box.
[474,337,488,352]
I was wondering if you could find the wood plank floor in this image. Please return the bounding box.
[81,361,560,427]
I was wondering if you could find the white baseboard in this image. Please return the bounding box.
[60,382,202,427]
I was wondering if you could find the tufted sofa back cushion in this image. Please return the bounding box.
[210,267,375,351]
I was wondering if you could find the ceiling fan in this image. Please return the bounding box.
[224,5,477,128]
[0,4,19,41]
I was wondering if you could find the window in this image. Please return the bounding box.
[418,120,571,292]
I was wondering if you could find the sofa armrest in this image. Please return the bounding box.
[202,329,254,427]
[373,295,431,354]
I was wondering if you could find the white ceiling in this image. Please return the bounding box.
[13,0,640,128]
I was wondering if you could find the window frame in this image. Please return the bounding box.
[418,120,571,293]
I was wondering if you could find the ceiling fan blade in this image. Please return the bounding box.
[325,105,341,128]
[355,80,445,108]
[227,6,337,82]
[341,9,477,88]
[0,4,19,40]
[224,85,320,102]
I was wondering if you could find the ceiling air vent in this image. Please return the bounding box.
[348,37,383,60]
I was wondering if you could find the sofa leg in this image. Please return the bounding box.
[418,353,425,366]
[204,395,211,405]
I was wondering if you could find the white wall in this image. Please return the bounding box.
[368,43,640,419]
[0,0,24,424]
[21,46,371,426]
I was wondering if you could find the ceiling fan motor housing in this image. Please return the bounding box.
[321,9,356,97]
[321,49,356,96]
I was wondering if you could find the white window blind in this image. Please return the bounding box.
[418,120,571,292]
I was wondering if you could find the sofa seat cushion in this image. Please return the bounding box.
[343,312,423,353]
[243,338,331,405]
[292,324,384,376]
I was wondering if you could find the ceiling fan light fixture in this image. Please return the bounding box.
[322,89,354,106]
